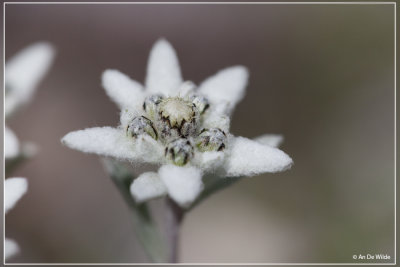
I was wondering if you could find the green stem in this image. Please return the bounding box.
[165,197,184,262]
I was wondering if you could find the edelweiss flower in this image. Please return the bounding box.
[5,42,55,161]
[5,177,28,260]
[62,39,292,207]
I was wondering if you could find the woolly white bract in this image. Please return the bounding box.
[5,42,55,161]
[62,39,293,208]
[5,42,55,118]
[5,177,28,260]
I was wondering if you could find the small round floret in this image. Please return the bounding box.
[143,94,164,120]
[165,138,194,166]
[158,97,198,139]
[127,116,158,140]
[196,128,226,152]
[190,94,210,115]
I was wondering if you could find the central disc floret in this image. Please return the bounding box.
[156,97,198,139]
[159,97,195,128]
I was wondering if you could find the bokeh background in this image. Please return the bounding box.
[4,3,395,263]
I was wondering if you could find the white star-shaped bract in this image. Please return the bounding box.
[62,39,293,208]
[5,177,28,260]
[5,42,55,161]
[5,42,55,118]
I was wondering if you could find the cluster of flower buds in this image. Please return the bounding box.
[126,92,226,166]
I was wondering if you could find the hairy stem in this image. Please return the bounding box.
[165,197,184,263]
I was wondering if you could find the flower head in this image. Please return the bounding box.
[4,43,52,260]
[5,177,28,260]
[62,39,292,207]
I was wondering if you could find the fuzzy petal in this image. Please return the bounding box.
[177,81,196,98]
[193,151,225,172]
[61,127,163,163]
[130,172,167,202]
[5,177,28,214]
[5,238,19,260]
[135,135,165,164]
[201,109,231,133]
[254,134,284,148]
[159,165,203,208]
[145,39,183,96]
[198,66,248,114]
[5,126,20,159]
[102,69,145,110]
[5,42,55,116]
[223,137,292,177]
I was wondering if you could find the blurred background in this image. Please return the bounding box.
[4,3,395,263]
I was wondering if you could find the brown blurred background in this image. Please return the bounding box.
[4,3,395,263]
